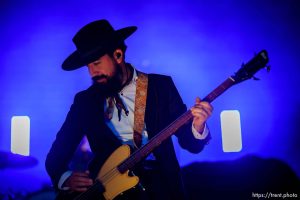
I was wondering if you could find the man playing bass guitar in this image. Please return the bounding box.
[46,19,213,200]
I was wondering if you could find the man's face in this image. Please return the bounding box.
[87,54,123,95]
[87,54,117,83]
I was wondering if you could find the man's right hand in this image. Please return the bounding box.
[64,170,93,192]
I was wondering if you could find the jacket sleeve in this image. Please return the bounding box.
[45,93,86,190]
[166,76,211,153]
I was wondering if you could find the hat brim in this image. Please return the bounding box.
[62,26,137,71]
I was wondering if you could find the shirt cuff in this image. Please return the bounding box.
[58,171,72,190]
[191,123,209,140]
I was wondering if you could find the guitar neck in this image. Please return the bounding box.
[118,77,236,173]
[203,77,236,103]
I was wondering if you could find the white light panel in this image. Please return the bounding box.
[11,116,30,156]
[220,110,242,152]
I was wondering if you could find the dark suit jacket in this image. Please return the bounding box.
[45,73,210,199]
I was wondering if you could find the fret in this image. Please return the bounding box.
[203,77,235,102]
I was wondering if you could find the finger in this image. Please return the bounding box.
[199,101,213,111]
[191,109,208,119]
[72,172,90,178]
[69,179,93,192]
[192,113,206,121]
[192,105,213,118]
[73,177,93,184]
[191,103,205,110]
[73,187,89,192]
[68,173,93,188]
[195,97,201,104]
[194,105,213,117]
[71,183,92,192]
[201,106,212,116]
[191,106,211,115]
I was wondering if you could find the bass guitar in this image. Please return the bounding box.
[63,50,270,200]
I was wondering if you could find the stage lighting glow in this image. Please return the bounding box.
[220,110,242,152]
[11,116,30,156]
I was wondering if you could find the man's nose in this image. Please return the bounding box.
[90,65,101,75]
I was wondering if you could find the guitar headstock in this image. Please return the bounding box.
[232,50,270,84]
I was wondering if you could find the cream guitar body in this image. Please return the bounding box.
[98,145,139,200]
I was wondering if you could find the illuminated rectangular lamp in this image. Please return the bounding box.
[220,110,242,152]
[11,116,30,156]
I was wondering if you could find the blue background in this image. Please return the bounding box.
[1,0,299,194]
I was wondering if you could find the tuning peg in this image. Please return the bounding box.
[253,76,260,81]
[266,65,271,72]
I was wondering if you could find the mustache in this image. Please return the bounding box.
[92,75,109,82]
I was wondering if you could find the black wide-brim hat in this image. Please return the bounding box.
[62,19,137,71]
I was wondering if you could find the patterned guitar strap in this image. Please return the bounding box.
[133,71,148,149]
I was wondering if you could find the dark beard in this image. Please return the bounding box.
[91,64,123,97]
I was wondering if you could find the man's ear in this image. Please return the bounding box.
[113,49,123,64]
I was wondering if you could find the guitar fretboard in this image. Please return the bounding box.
[118,77,236,173]
[203,77,235,102]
